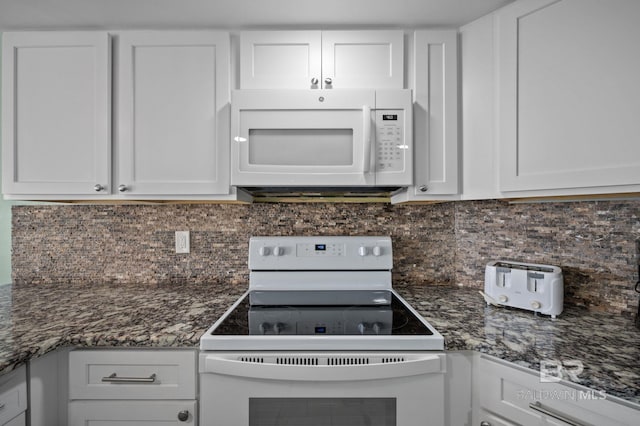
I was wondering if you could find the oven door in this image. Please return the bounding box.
[231,90,376,186]
[199,352,446,426]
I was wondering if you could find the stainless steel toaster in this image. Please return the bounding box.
[484,260,563,318]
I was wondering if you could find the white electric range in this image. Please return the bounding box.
[199,236,445,426]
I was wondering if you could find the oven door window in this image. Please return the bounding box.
[249,397,396,426]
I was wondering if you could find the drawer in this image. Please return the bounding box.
[69,349,196,400]
[0,366,27,425]
[477,355,640,426]
[68,400,196,425]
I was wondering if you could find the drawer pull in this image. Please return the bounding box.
[101,373,157,384]
[529,401,585,426]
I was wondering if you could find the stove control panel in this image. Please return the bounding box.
[249,236,393,270]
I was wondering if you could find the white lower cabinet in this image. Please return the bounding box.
[68,400,197,425]
[473,354,640,426]
[0,366,27,426]
[68,349,197,425]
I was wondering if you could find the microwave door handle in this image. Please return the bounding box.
[204,354,443,382]
[362,105,372,173]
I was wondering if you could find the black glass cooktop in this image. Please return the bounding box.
[210,292,433,336]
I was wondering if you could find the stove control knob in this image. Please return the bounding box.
[372,322,382,335]
[357,323,367,334]
[273,323,284,335]
[273,246,284,256]
[258,246,270,256]
[372,246,382,257]
[258,322,270,335]
[531,301,542,310]
[358,246,368,257]
[498,295,508,303]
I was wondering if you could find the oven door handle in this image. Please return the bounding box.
[203,354,443,382]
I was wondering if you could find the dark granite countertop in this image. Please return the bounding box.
[1,282,639,406]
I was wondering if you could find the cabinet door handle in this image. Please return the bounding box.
[529,401,585,426]
[94,184,105,192]
[362,105,372,173]
[101,372,157,383]
[118,184,128,192]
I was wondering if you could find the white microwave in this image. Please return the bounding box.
[230,89,412,188]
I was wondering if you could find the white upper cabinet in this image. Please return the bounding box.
[321,31,404,89]
[117,31,231,196]
[497,0,640,196]
[240,31,321,89]
[391,30,459,203]
[1,32,111,196]
[240,30,403,89]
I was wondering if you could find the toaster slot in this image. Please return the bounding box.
[496,267,511,288]
[527,272,545,292]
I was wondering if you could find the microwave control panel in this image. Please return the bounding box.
[375,110,406,172]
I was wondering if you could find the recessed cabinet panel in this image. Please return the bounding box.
[1,32,110,195]
[498,0,640,192]
[117,31,230,195]
[322,31,404,89]
[240,31,322,89]
[393,30,458,203]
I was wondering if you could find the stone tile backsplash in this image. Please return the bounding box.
[12,200,640,316]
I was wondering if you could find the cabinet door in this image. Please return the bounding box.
[0,366,27,425]
[322,31,404,89]
[68,400,196,425]
[476,355,640,426]
[240,31,322,89]
[1,32,111,196]
[498,0,640,194]
[412,30,459,196]
[117,31,230,195]
[392,30,458,204]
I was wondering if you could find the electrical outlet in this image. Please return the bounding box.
[175,231,190,254]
